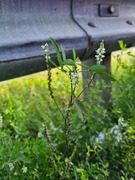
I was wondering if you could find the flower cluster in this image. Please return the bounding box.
[95,40,105,64]
[8,162,14,171]
[38,132,44,138]
[37,123,46,138]
[111,117,127,143]
[111,125,123,143]
[70,71,80,85]
[22,166,27,173]
[90,117,127,145]
[41,43,51,62]
[118,117,127,128]
[7,162,28,174]
[42,43,54,99]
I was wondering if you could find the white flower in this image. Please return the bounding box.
[41,45,45,49]
[14,172,18,176]
[116,132,123,142]
[111,125,119,133]
[70,72,80,85]
[95,41,106,64]
[8,162,14,171]
[44,43,48,48]
[15,134,19,139]
[118,117,127,127]
[22,166,27,173]
[111,125,123,143]
[38,132,44,138]
[42,43,52,64]
[42,123,45,129]
[96,47,105,55]
[41,43,51,56]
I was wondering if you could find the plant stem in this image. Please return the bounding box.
[76,73,96,100]
[64,82,73,156]
[44,124,58,171]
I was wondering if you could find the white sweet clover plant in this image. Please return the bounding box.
[41,38,115,178]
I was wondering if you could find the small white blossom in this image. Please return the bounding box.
[41,45,45,49]
[42,123,45,129]
[111,125,123,143]
[15,134,19,139]
[41,43,48,51]
[118,117,127,127]
[38,132,44,138]
[50,122,57,131]
[95,41,106,64]
[14,172,18,176]
[70,72,80,85]
[8,162,14,171]
[41,43,51,62]
[22,166,27,173]
[115,132,123,142]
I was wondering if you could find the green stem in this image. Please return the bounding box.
[44,124,58,171]
[76,73,96,100]
[64,81,74,155]
[53,98,65,120]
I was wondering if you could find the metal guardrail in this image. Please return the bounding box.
[72,0,135,58]
[0,0,135,81]
[0,0,87,81]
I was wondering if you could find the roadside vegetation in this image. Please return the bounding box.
[0,40,135,179]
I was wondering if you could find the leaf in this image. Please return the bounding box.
[48,58,58,67]
[50,37,63,69]
[118,40,127,50]
[75,100,88,120]
[89,65,106,73]
[97,72,115,81]
[17,155,31,163]
[61,47,66,61]
[89,65,115,81]
[76,63,90,69]
[72,49,77,61]
[63,59,76,66]
[73,166,79,180]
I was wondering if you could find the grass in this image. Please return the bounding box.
[0,67,83,139]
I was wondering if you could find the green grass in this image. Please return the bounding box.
[111,49,135,119]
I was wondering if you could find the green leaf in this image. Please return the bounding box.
[72,49,77,61]
[73,165,79,180]
[63,59,76,66]
[17,155,31,163]
[76,63,90,69]
[61,47,66,61]
[50,37,63,69]
[97,72,115,81]
[75,100,88,120]
[89,65,107,73]
[89,64,115,81]
[48,58,58,67]
[118,40,127,50]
